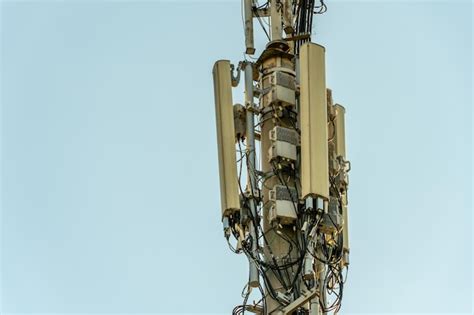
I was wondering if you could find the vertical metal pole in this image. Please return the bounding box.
[244,0,255,54]
[310,297,320,315]
[318,262,327,315]
[270,0,282,40]
[244,61,259,288]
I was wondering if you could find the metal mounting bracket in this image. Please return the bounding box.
[272,289,319,315]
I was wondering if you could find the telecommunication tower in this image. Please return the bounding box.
[213,1,350,314]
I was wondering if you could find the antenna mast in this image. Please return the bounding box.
[213,1,350,314]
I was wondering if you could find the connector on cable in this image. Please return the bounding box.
[320,197,342,234]
[223,216,231,239]
[304,196,326,213]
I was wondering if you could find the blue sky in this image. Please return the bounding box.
[1,0,472,314]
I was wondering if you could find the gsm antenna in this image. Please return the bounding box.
[213,1,350,314]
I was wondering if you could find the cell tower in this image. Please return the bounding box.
[213,1,350,314]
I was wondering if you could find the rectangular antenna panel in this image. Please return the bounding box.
[213,60,240,217]
[334,104,346,158]
[300,43,329,200]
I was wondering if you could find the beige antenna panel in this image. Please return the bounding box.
[213,60,240,217]
[300,43,329,200]
[334,104,346,158]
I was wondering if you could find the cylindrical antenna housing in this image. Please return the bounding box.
[244,61,259,288]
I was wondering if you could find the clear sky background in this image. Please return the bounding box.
[0,0,472,314]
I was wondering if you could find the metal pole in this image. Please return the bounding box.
[270,0,282,40]
[244,0,255,54]
[244,61,259,288]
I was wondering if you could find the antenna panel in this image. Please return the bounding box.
[300,43,329,200]
[213,60,240,217]
[334,104,346,158]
